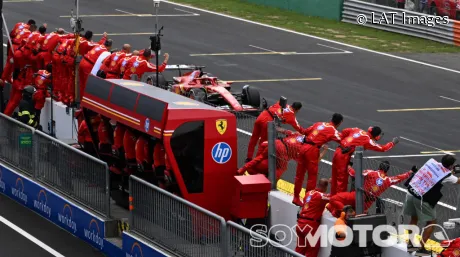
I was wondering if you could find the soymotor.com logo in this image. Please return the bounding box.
[84,219,104,250]
[58,204,77,234]
[250,224,450,248]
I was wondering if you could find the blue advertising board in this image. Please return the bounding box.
[0,163,170,257]
[0,164,105,251]
[122,232,172,257]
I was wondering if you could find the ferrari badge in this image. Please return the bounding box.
[216,119,227,135]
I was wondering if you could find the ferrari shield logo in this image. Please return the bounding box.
[216,119,227,135]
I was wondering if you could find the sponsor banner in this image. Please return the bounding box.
[122,232,168,257]
[0,164,105,251]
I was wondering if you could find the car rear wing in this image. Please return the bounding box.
[165,64,206,76]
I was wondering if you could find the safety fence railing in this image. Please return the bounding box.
[129,175,303,257]
[354,150,460,239]
[0,112,111,218]
[342,0,460,46]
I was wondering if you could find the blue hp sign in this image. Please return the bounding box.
[212,142,232,164]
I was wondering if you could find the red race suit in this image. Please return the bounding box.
[296,189,330,257]
[32,70,51,110]
[37,32,74,68]
[329,169,411,217]
[100,51,130,79]
[79,44,109,100]
[247,102,304,160]
[330,128,395,196]
[3,68,27,116]
[294,122,341,200]
[121,55,167,81]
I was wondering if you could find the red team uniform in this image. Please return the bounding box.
[293,121,342,204]
[330,127,395,195]
[328,168,411,217]
[247,102,303,160]
[296,189,330,257]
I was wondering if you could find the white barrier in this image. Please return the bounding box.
[39,98,78,142]
[268,190,413,257]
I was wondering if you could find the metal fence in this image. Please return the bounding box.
[129,175,302,257]
[354,150,460,239]
[342,0,460,45]
[0,112,111,218]
[34,130,110,217]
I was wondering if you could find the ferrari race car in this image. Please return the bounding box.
[140,65,262,115]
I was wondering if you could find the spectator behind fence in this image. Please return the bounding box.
[404,154,460,255]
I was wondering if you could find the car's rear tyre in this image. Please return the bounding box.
[241,85,260,108]
[188,88,206,102]
[148,73,168,89]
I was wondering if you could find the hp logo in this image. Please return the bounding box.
[212,142,232,164]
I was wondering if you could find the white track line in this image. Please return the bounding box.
[317,43,352,53]
[440,96,460,103]
[162,0,460,75]
[0,216,66,257]
[249,45,277,53]
[400,137,453,155]
[115,9,136,15]
[174,8,199,15]
[364,154,447,158]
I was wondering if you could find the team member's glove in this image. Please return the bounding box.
[392,137,400,145]
[245,158,252,163]
[411,165,418,173]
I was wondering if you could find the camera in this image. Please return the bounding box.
[153,0,160,7]
[453,164,460,174]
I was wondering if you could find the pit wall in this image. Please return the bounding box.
[0,162,170,257]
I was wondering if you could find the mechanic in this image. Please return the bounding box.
[246,100,304,162]
[122,49,169,81]
[116,50,139,78]
[90,42,114,77]
[79,39,113,100]
[292,113,344,207]
[50,37,71,101]
[78,31,108,56]
[37,28,74,70]
[237,132,328,181]
[327,161,413,218]
[16,86,39,129]
[295,178,330,257]
[404,155,460,255]
[3,67,28,116]
[153,140,167,184]
[61,38,78,105]
[98,115,113,157]
[99,44,132,79]
[12,24,37,73]
[135,135,156,184]
[330,126,399,196]
[123,128,139,174]
[32,64,52,121]
[23,25,47,85]
[110,123,127,175]
[1,19,35,85]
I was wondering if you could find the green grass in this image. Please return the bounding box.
[170,0,460,53]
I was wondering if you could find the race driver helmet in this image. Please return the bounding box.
[368,126,383,141]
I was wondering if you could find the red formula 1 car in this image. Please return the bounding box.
[139,65,262,116]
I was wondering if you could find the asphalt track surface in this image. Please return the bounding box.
[0,193,105,257]
[4,0,460,225]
